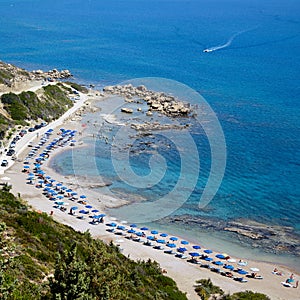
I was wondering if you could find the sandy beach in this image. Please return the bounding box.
[1,83,299,300]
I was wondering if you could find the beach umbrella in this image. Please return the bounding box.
[71,206,78,210]
[193,245,201,250]
[140,227,149,231]
[214,261,223,266]
[93,215,101,219]
[151,230,158,235]
[98,214,106,217]
[156,239,165,244]
[204,257,213,262]
[170,237,178,241]
[38,180,44,183]
[204,249,213,254]
[181,240,189,245]
[167,243,176,248]
[61,186,67,190]
[45,183,53,187]
[85,205,93,209]
[23,161,30,164]
[147,236,155,240]
[189,252,200,257]
[27,176,35,180]
[66,189,73,193]
[56,183,63,187]
[117,225,125,230]
[127,229,136,233]
[37,170,45,175]
[92,209,99,213]
[80,195,87,199]
[56,195,64,199]
[23,165,30,169]
[237,269,248,275]
[177,247,187,253]
[216,254,226,259]
[250,267,260,272]
[136,232,144,237]
[224,265,234,270]
[79,210,88,214]
[160,233,168,237]
[71,192,78,195]
[130,224,137,228]
[45,176,51,179]
[55,201,65,205]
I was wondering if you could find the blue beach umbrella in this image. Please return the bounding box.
[160,233,168,237]
[189,252,200,257]
[193,245,201,250]
[216,254,226,259]
[79,210,88,214]
[214,261,223,266]
[224,265,234,270]
[151,230,159,235]
[204,249,213,254]
[238,269,248,275]
[71,206,78,210]
[130,224,137,228]
[136,232,144,237]
[181,240,189,245]
[80,195,87,199]
[55,201,65,205]
[156,239,165,244]
[177,247,187,253]
[170,237,178,241]
[93,215,101,219]
[147,236,155,240]
[56,183,62,187]
[167,243,176,248]
[140,227,149,231]
[23,165,30,169]
[66,189,73,193]
[127,229,136,233]
[204,257,213,262]
[117,225,125,230]
[98,214,106,217]
[92,209,99,213]
[56,195,64,199]
[71,192,78,195]
[85,205,93,209]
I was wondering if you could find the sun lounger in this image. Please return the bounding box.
[281,282,293,287]
[164,250,175,255]
[153,245,164,250]
[143,241,153,246]
[234,277,248,283]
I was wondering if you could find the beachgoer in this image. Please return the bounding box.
[50,211,53,216]
[294,280,298,288]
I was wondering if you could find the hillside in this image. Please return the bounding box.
[0,188,187,299]
[0,61,86,140]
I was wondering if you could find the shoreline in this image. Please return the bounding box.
[1,83,299,299]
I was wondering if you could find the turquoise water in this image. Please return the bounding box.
[1,0,300,263]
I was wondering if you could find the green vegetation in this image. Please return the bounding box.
[0,85,73,138]
[0,189,187,299]
[65,81,89,93]
[194,278,270,300]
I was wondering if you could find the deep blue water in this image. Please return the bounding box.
[1,1,300,232]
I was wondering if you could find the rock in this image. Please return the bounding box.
[121,107,133,114]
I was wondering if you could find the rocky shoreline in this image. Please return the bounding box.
[160,215,300,257]
[103,84,193,117]
[0,61,72,88]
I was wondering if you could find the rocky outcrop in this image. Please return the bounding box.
[0,61,72,89]
[161,215,300,256]
[103,84,192,117]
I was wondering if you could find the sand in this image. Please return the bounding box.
[1,83,299,300]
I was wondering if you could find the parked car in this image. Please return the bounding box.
[28,127,35,132]
[6,149,15,156]
[1,160,8,167]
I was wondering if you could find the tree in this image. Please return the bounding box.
[49,244,93,300]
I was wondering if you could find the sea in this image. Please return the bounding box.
[1,0,299,268]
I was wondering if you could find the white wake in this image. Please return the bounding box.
[203,29,253,53]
